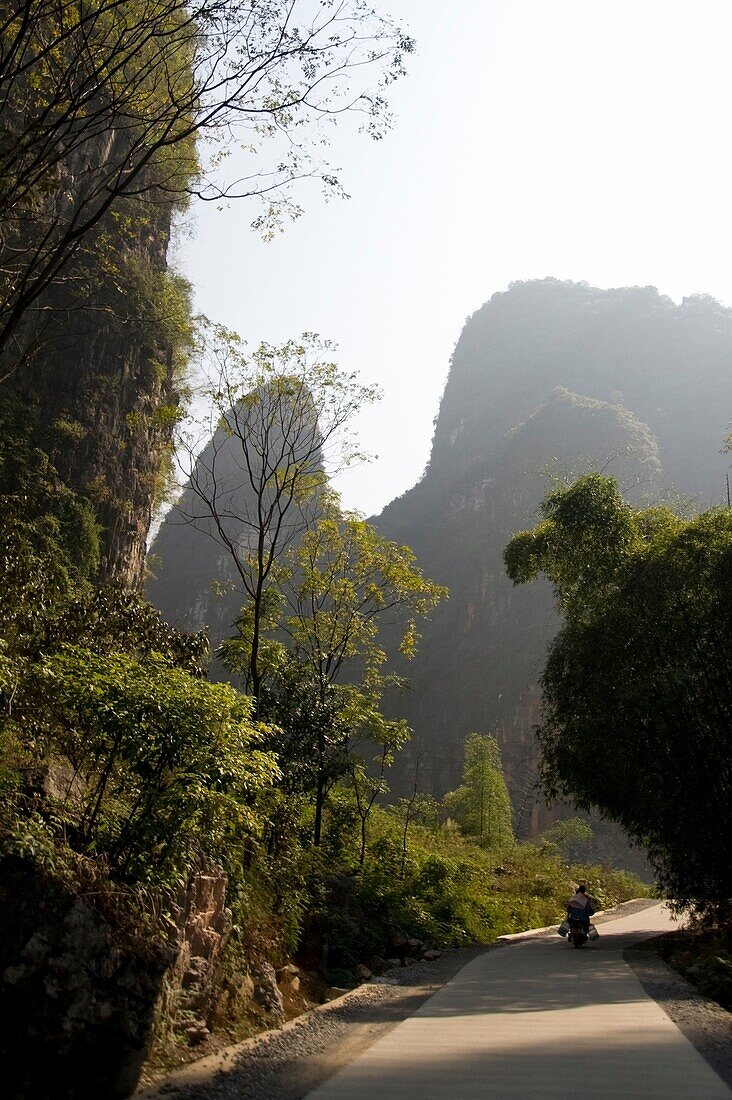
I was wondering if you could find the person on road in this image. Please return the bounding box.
[567,883,594,932]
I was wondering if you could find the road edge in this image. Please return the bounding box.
[625,939,732,1090]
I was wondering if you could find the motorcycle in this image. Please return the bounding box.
[558,916,599,947]
[567,915,588,948]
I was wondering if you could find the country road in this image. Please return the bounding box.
[305,903,730,1099]
[140,902,731,1100]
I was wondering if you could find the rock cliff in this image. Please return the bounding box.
[4,226,188,588]
[1,113,193,590]
[375,279,732,820]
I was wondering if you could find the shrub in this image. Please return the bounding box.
[3,646,279,888]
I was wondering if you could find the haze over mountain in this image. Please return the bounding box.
[148,277,732,839]
[148,386,324,658]
[375,277,731,826]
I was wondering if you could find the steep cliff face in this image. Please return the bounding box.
[4,202,189,588]
[429,280,730,499]
[378,384,663,806]
[374,279,732,818]
[0,0,203,588]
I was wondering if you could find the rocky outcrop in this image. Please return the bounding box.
[1,110,191,590]
[4,246,185,589]
[158,863,233,1045]
[0,858,174,1100]
[0,854,236,1098]
[250,961,285,1021]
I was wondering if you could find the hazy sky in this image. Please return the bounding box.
[177,0,732,517]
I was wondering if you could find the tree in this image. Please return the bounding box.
[177,329,379,703]
[348,708,407,867]
[0,0,412,373]
[443,733,514,849]
[221,495,447,845]
[281,499,446,690]
[504,472,732,917]
[282,498,445,847]
[541,817,593,863]
[3,645,278,886]
[398,754,422,879]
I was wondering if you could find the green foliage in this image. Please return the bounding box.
[311,799,651,962]
[505,472,732,918]
[3,646,278,887]
[0,396,101,657]
[219,493,447,847]
[0,394,101,587]
[51,586,210,676]
[51,418,86,442]
[0,0,199,342]
[504,474,641,618]
[0,388,273,895]
[283,499,448,682]
[443,733,514,849]
[541,817,594,862]
[258,660,350,801]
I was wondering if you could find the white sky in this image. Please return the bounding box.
[177,0,732,517]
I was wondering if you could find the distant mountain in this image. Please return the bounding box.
[147,389,324,669]
[146,424,242,651]
[147,277,732,852]
[427,279,729,500]
[374,278,732,839]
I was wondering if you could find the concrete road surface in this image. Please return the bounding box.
[305,902,730,1099]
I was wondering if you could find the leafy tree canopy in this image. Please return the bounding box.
[2,646,278,887]
[504,473,732,917]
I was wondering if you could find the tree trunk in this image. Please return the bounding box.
[313,771,325,847]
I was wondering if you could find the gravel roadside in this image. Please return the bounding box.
[136,947,487,1100]
[138,899,731,1100]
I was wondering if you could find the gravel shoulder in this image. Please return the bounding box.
[136,947,487,1100]
[137,899,731,1100]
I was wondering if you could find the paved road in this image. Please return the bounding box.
[305,903,730,1099]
